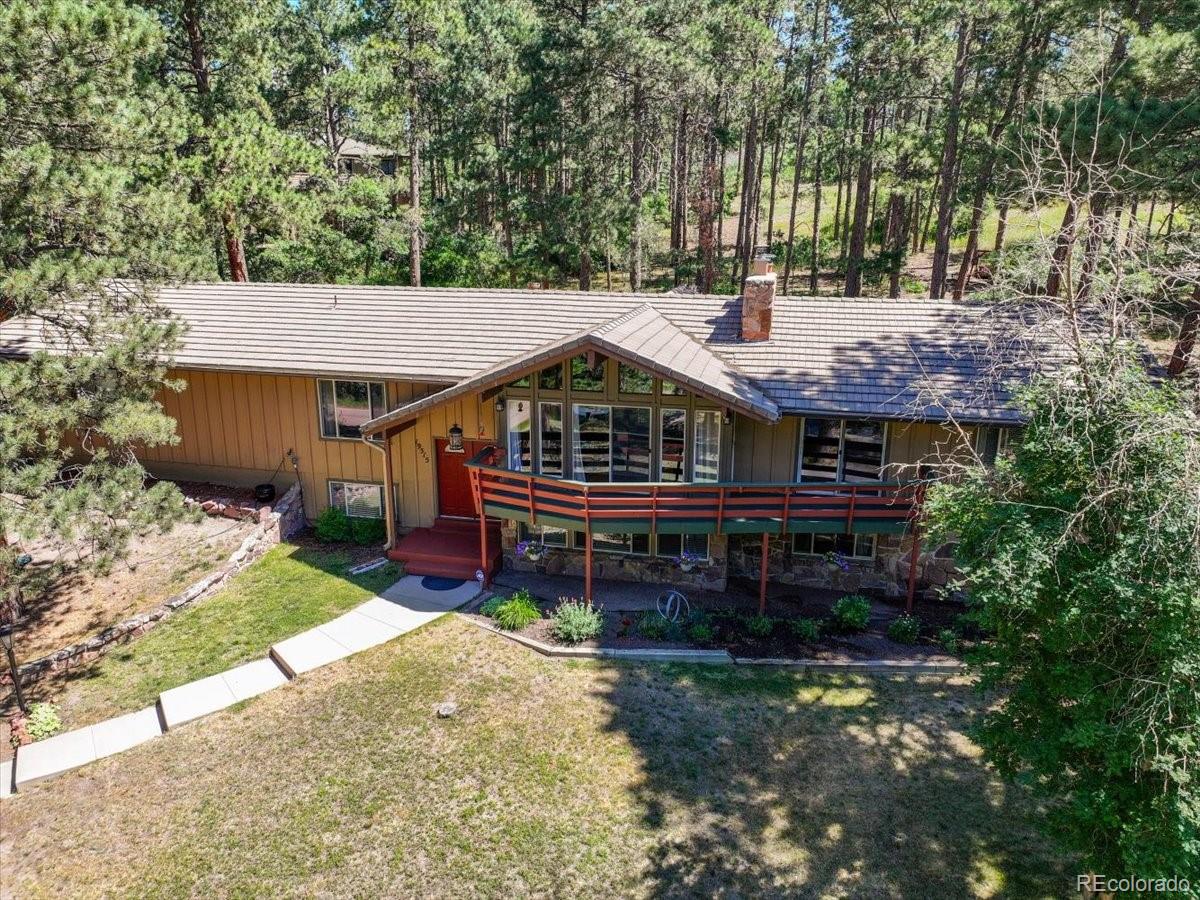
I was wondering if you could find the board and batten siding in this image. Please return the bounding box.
[140,368,495,527]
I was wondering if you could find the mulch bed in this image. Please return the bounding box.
[466,588,968,663]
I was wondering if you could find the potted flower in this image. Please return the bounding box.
[675,548,707,573]
[516,539,545,562]
[823,550,850,574]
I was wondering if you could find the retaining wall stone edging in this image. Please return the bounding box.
[458,613,967,674]
[3,482,305,690]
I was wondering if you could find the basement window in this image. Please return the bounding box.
[328,481,384,519]
[792,532,876,559]
[318,379,386,440]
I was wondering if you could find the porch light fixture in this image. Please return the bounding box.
[722,408,732,426]
[448,423,464,452]
[494,396,505,412]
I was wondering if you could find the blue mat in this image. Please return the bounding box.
[421,575,467,592]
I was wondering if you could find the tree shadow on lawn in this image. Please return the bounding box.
[599,663,1068,898]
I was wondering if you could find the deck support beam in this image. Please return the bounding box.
[758,531,770,614]
[585,530,594,604]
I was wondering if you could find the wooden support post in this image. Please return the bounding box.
[758,531,770,615]
[585,531,594,605]
[905,484,926,614]
[479,503,491,589]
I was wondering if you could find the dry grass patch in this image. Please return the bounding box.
[2,617,1069,898]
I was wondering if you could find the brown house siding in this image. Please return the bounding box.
[142,368,495,526]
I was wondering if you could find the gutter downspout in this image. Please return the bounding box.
[361,431,397,553]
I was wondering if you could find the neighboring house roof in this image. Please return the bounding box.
[0,282,1050,424]
[363,304,781,434]
[337,137,396,159]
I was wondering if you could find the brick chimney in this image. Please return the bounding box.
[741,251,776,341]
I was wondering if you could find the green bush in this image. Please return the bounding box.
[493,590,541,631]
[478,595,506,617]
[744,614,774,638]
[314,506,351,543]
[26,702,62,742]
[938,628,960,654]
[688,622,716,645]
[831,595,872,633]
[637,611,669,641]
[788,617,821,643]
[551,598,603,644]
[887,615,922,644]
[349,517,387,545]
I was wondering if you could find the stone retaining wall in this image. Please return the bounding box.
[2,482,305,689]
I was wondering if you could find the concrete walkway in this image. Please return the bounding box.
[4,575,479,795]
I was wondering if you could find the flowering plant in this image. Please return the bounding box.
[516,540,545,561]
[823,550,850,572]
[675,549,707,571]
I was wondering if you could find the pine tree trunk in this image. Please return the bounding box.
[844,107,874,297]
[766,126,782,249]
[1167,283,1200,375]
[695,112,720,294]
[993,201,1008,252]
[629,74,646,292]
[929,17,973,298]
[736,105,759,287]
[407,29,422,287]
[1045,200,1077,298]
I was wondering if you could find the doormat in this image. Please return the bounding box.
[421,576,467,591]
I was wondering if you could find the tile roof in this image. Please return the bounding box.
[362,304,780,434]
[0,281,1055,423]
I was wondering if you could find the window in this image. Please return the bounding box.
[611,407,652,482]
[570,354,606,392]
[539,402,563,475]
[573,531,650,555]
[506,400,532,471]
[380,157,397,176]
[693,409,722,482]
[659,408,687,481]
[328,481,385,519]
[797,419,886,482]
[507,374,531,389]
[657,533,709,560]
[318,379,385,440]
[661,380,686,397]
[571,404,611,482]
[518,522,567,547]
[538,364,563,391]
[618,363,653,394]
[792,532,876,559]
[975,425,1009,465]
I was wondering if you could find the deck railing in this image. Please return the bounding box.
[465,445,923,538]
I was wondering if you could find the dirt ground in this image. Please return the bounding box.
[11,515,257,665]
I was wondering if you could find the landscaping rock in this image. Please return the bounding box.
[436,702,458,719]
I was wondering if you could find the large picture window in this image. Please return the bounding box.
[611,407,651,482]
[797,419,886,482]
[506,400,532,471]
[658,408,687,481]
[539,402,563,475]
[571,405,653,482]
[571,405,611,482]
[318,379,385,440]
[693,409,721,482]
[328,480,384,519]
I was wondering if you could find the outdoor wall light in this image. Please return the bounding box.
[494,396,505,412]
[722,409,732,425]
[448,423,464,452]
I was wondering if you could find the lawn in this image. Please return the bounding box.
[3,613,1071,897]
[14,541,402,732]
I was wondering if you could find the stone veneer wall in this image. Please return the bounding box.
[726,532,959,599]
[499,521,730,592]
[498,519,959,600]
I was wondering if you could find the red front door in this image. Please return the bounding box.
[436,439,488,518]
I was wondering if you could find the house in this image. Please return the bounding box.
[1,260,1040,610]
[333,137,401,179]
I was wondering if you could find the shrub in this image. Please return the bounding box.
[887,615,922,645]
[478,595,506,617]
[938,628,960,654]
[788,617,821,643]
[637,611,669,641]
[831,595,872,633]
[315,506,351,543]
[349,517,387,545]
[26,702,62,742]
[744,614,774,638]
[688,622,716,645]
[551,598,603,644]
[493,590,541,631]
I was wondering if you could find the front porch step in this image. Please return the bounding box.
[388,519,502,581]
